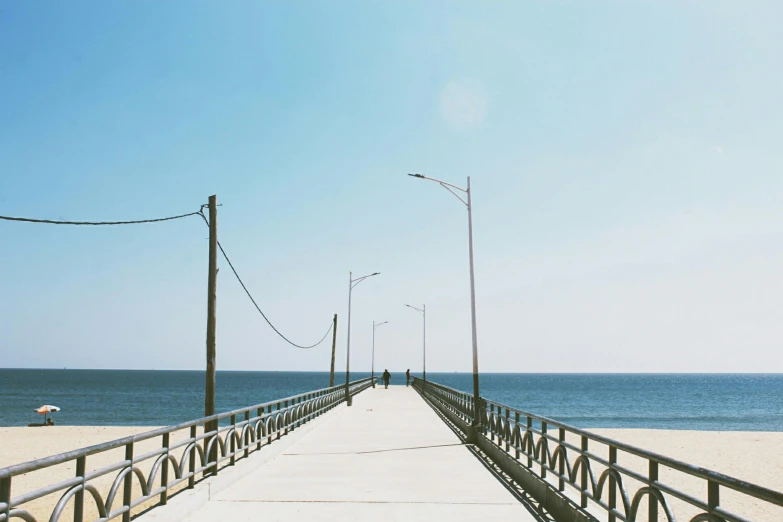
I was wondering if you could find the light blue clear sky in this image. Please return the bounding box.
[2,1,782,373]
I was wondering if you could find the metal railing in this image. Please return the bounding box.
[413,378,783,522]
[0,377,376,522]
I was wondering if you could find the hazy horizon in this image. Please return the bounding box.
[1,367,779,376]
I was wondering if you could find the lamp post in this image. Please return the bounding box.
[346,271,380,406]
[404,304,425,387]
[372,320,388,388]
[407,173,481,443]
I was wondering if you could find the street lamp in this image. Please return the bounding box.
[346,271,380,406]
[404,304,425,387]
[372,320,388,388]
[407,173,481,442]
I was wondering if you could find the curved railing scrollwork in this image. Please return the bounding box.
[0,376,376,522]
[413,377,783,522]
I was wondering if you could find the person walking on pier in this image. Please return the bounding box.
[383,369,391,389]
[406,369,410,387]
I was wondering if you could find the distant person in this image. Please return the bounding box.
[46,418,54,426]
[406,369,410,387]
[383,369,391,389]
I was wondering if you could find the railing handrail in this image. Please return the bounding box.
[412,377,783,508]
[0,377,374,480]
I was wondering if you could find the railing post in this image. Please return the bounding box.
[267,405,273,444]
[708,480,719,521]
[212,421,219,477]
[505,409,510,452]
[188,426,196,489]
[284,400,289,435]
[203,418,217,478]
[0,476,11,521]
[489,404,495,441]
[160,433,169,505]
[290,399,296,432]
[276,402,282,439]
[609,445,617,522]
[581,436,588,508]
[229,414,236,466]
[514,412,520,459]
[256,408,263,450]
[558,428,565,492]
[122,443,133,522]
[73,456,85,522]
[244,411,250,458]
[649,460,659,521]
[480,398,488,435]
[540,422,547,479]
[526,416,533,468]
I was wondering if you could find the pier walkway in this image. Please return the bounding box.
[149,386,540,522]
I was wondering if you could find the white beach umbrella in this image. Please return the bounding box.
[34,405,60,424]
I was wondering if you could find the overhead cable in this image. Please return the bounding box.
[0,210,202,226]
[199,210,333,350]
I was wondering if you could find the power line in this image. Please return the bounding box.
[218,241,334,349]
[0,210,203,226]
[199,210,333,350]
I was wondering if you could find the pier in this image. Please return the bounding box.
[149,385,538,522]
[1,378,782,522]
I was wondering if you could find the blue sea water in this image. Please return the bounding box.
[0,370,781,431]
[0,369,371,427]
[428,373,783,431]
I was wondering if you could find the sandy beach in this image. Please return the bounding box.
[0,426,200,522]
[1,427,782,521]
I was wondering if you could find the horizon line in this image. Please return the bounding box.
[0,368,780,375]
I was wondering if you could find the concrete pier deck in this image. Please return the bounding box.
[159,385,540,522]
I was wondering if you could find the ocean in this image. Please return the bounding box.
[0,370,781,431]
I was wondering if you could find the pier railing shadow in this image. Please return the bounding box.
[0,377,376,522]
[414,383,556,522]
[412,377,783,522]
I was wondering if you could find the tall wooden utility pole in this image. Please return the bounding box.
[205,195,218,472]
[329,314,338,387]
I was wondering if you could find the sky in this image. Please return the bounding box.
[2,0,782,373]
